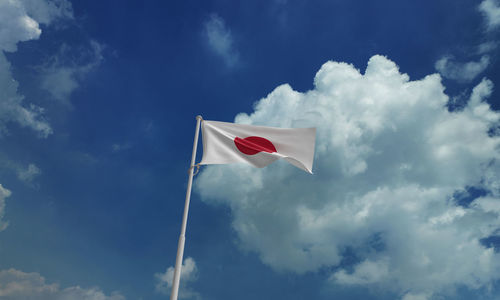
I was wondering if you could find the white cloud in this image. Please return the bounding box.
[0,0,41,52]
[0,53,52,137]
[0,153,42,186]
[0,0,72,137]
[204,14,239,67]
[332,258,389,285]
[40,40,104,105]
[155,257,200,299]
[435,55,490,82]
[0,4,114,298]
[196,55,500,299]
[0,0,72,53]
[479,0,500,30]
[20,0,73,25]
[401,293,431,300]
[477,42,498,54]
[435,0,499,85]
[17,163,41,183]
[0,184,11,232]
[0,268,124,300]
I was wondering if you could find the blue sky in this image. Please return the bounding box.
[1,0,500,299]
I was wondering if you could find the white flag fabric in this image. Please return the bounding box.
[199,120,316,173]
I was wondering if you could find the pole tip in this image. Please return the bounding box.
[196,115,203,121]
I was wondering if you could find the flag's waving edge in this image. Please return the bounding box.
[199,120,316,173]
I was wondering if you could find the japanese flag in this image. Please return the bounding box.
[199,120,316,173]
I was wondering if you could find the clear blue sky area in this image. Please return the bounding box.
[1,1,500,300]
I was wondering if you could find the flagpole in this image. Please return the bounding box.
[170,115,202,300]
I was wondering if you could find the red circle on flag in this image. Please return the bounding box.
[234,136,277,155]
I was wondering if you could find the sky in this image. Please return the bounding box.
[1,0,500,299]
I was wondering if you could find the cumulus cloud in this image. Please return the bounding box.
[332,258,389,285]
[20,0,73,24]
[0,0,72,52]
[40,40,104,105]
[0,0,41,52]
[0,0,72,137]
[435,55,490,83]
[0,268,124,300]
[155,257,200,299]
[479,0,500,30]
[0,184,11,231]
[204,14,239,67]
[196,55,500,299]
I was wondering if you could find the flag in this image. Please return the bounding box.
[199,120,316,173]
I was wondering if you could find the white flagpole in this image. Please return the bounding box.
[170,115,203,300]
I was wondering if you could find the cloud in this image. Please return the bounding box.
[435,1,499,84]
[196,55,500,299]
[0,184,11,232]
[0,0,41,52]
[0,4,114,299]
[16,163,41,183]
[111,143,131,153]
[401,293,431,300]
[40,40,104,105]
[0,268,124,300]
[0,52,52,137]
[477,42,498,54]
[479,0,500,30]
[0,152,42,186]
[0,0,72,52]
[20,0,73,24]
[331,258,389,285]
[435,55,490,82]
[155,257,200,299]
[204,14,239,67]
[0,0,72,137]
